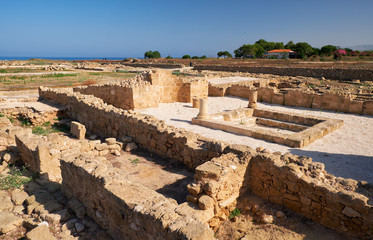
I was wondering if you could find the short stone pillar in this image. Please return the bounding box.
[248,90,258,108]
[70,121,86,140]
[192,98,200,108]
[197,99,209,119]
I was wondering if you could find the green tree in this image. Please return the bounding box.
[192,56,200,59]
[144,50,161,59]
[285,41,295,50]
[254,39,283,51]
[165,55,173,59]
[312,48,321,56]
[293,42,314,58]
[234,44,257,58]
[200,55,207,59]
[320,45,338,56]
[235,44,265,58]
[274,42,285,50]
[217,51,232,58]
[182,55,191,59]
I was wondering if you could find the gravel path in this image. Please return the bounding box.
[140,96,373,183]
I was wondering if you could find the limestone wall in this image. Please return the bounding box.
[249,152,373,239]
[39,86,373,239]
[74,70,208,110]
[195,65,373,81]
[187,150,373,239]
[210,83,373,115]
[60,153,214,240]
[39,87,222,169]
[122,62,185,69]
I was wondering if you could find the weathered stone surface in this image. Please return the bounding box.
[0,193,13,211]
[26,224,57,240]
[11,189,29,205]
[44,199,63,213]
[95,143,109,151]
[0,211,23,234]
[198,195,214,210]
[70,121,86,140]
[105,138,117,145]
[342,207,361,218]
[68,197,86,218]
[125,142,138,152]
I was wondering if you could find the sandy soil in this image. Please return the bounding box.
[215,194,355,240]
[140,96,373,183]
[106,150,193,204]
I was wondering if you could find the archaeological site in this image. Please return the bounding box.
[0,60,372,240]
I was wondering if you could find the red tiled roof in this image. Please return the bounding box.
[267,49,293,53]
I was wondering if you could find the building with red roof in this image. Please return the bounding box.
[266,49,295,59]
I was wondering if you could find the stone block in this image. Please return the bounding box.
[198,195,214,210]
[26,224,57,240]
[70,121,86,140]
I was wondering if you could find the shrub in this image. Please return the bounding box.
[144,50,161,59]
[229,208,241,220]
[182,55,191,59]
[0,166,32,190]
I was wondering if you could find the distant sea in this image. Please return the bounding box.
[0,56,141,61]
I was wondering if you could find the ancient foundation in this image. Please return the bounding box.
[35,85,373,239]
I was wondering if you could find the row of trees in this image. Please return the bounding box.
[228,39,364,59]
[182,55,207,59]
[144,42,372,60]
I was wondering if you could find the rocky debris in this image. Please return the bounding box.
[26,224,57,240]
[0,211,23,234]
[198,195,215,210]
[45,64,64,71]
[125,142,138,152]
[276,211,285,218]
[70,121,86,140]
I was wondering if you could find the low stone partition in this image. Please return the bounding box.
[187,150,373,239]
[74,70,208,110]
[15,132,82,182]
[122,62,185,69]
[39,87,224,169]
[192,107,343,148]
[60,152,214,240]
[210,83,373,115]
[249,152,373,239]
[186,151,254,229]
[195,64,373,82]
[0,103,66,125]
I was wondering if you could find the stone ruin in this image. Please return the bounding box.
[192,96,343,148]
[0,69,372,239]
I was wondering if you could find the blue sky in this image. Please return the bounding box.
[0,0,372,58]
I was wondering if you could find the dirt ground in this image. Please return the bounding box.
[215,194,355,240]
[106,150,194,204]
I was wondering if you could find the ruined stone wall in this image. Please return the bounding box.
[122,63,185,69]
[60,153,214,240]
[39,87,372,239]
[249,153,373,239]
[74,85,136,110]
[187,150,373,239]
[212,84,373,115]
[74,70,208,110]
[195,65,373,81]
[39,87,223,169]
